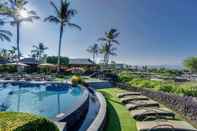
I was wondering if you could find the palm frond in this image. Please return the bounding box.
[112,39,120,44]
[0,30,12,36]
[67,9,77,19]
[0,33,11,42]
[49,0,60,16]
[67,22,81,30]
[44,15,60,24]
[98,38,107,42]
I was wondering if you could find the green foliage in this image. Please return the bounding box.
[183,56,197,72]
[30,42,48,63]
[98,28,120,64]
[148,68,183,77]
[71,75,83,86]
[157,83,175,93]
[0,65,17,73]
[119,71,197,96]
[47,56,69,65]
[0,112,59,131]
[118,71,146,82]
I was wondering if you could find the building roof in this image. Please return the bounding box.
[0,59,9,64]
[20,58,38,65]
[69,58,95,65]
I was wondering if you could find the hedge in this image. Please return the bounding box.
[0,112,59,131]
[0,65,17,73]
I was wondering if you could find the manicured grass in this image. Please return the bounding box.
[98,88,137,131]
[0,112,58,131]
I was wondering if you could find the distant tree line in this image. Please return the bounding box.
[183,56,197,73]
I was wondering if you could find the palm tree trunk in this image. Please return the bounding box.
[104,53,108,65]
[57,24,64,73]
[16,22,20,62]
[93,53,95,63]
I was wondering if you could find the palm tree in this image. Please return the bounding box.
[31,42,48,63]
[8,46,17,62]
[100,42,117,65]
[0,19,12,42]
[1,0,40,62]
[98,28,120,65]
[0,48,9,60]
[44,0,81,72]
[86,43,99,63]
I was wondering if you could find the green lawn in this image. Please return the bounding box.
[98,88,137,131]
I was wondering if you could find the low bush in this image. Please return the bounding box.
[0,112,59,131]
[118,71,197,97]
[0,65,17,73]
[157,83,175,93]
[121,75,197,96]
[71,75,84,86]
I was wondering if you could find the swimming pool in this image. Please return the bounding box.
[0,83,88,119]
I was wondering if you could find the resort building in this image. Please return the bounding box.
[69,58,95,67]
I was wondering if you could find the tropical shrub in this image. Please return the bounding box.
[118,71,146,82]
[157,83,174,93]
[47,56,69,65]
[183,56,197,72]
[0,112,59,131]
[71,75,83,86]
[0,65,17,73]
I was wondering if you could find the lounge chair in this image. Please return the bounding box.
[137,120,197,131]
[131,107,175,121]
[120,96,149,104]
[117,92,141,98]
[126,100,159,110]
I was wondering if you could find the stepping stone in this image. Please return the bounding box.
[137,120,197,131]
[120,96,149,104]
[117,92,141,98]
[131,107,175,121]
[126,100,159,110]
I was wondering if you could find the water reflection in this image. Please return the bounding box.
[0,83,83,118]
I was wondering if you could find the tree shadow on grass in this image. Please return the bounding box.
[105,101,122,131]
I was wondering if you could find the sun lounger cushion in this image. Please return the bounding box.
[131,107,175,120]
[120,96,149,103]
[126,100,159,110]
[117,92,141,98]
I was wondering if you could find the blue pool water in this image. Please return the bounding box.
[0,83,87,118]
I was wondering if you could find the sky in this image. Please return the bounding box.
[1,0,197,66]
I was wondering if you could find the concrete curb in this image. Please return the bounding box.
[87,92,107,131]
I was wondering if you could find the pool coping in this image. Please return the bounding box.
[54,86,89,121]
[0,81,90,131]
[86,92,107,131]
[0,80,68,84]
